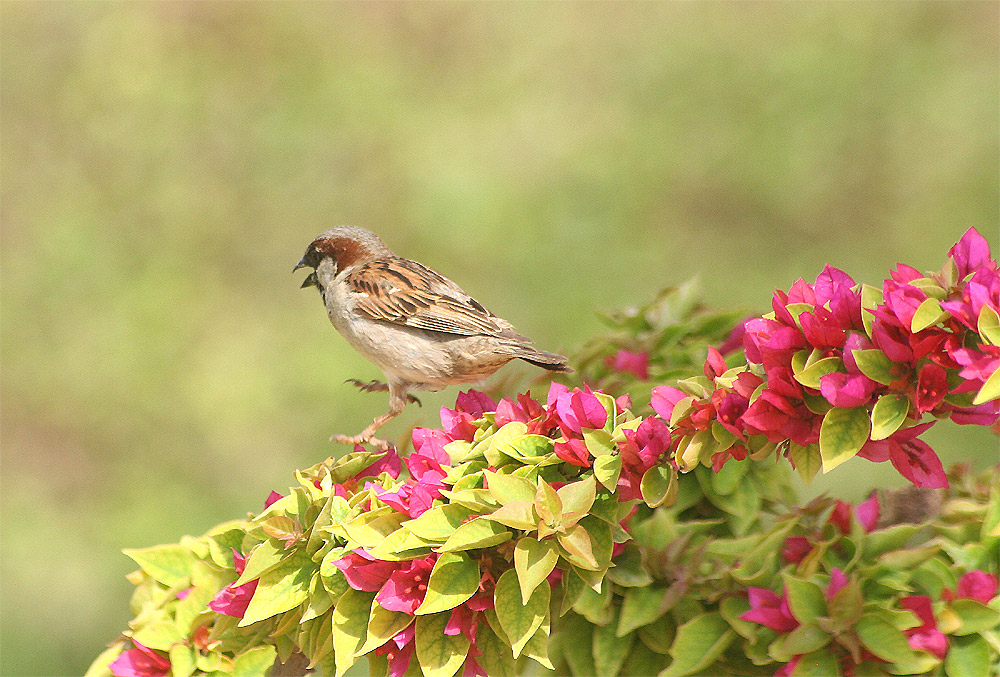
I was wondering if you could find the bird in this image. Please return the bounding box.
[294,226,572,449]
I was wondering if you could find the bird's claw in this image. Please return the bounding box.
[345,378,421,406]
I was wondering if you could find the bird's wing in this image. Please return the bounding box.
[347,257,529,340]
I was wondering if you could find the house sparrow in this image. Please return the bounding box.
[295,226,571,449]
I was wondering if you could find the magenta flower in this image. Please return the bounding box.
[650,385,687,421]
[782,536,812,564]
[554,387,608,433]
[741,587,799,633]
[374,624,415,677]
[553,437,591,468]
[854,493,880,533]
[455,389,497,417]
[774,655,801,677]
[445,605,479,643]
[900,596,948,659]
[915,363,949,414]
[357,447,403,480]
[376,556,436,614]
[108,641,170,677]
[828,501,853,535]
[858,422,947,489]
[209,549,258,618]
[605,349,650,379]
[264,491,284,508]
[819,372,877,408]
[826,568,848,599]
[948,227,993,280]
[333,549,397,592]
[956,570,999,605]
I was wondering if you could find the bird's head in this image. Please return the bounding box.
[294,226,391,289]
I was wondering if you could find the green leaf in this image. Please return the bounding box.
[475,622,515,677]
[593,454,623,491]
[978,304,1000,345]
[415,612,470,677]
[232,646,278,677]
[123,544,197,588]
[484,501,537,530]
[972,366,1000,405]
[558,524,599,570]
[493,568,549,659]
[710,456,748,495]
[861,284,883,338]
[911,297,949,332]
[855,613,917,665]
[358,602,413,655]
[870,394,909,441]
[332,589,373,677]
[605,544,653,588]
[131,621,184,651]
[513,538,559,605]
[559,613,596,676]
[366,527,435,561]
[415,552,480,615]
[557,475,597,517]
[659,612,734,677]
[534,481,562,526]
[583,428,615,458]
[789,649,839,676]
[592,621,633,676]
[402,504,476,542]
[439,518,512,553]
[949,598,1000,635]
[233,539,285,586]
[593,391,618,432]
[782,574,827,625]
[617,585,668,636]
[769,623,829,662]
[819,406,871,474]
[945,634,990,677]
[793,356,843,389]
[640,465,677,508]
[239,548,314,626]
[483,471,535,505]
[852,348,896,386]
[788,443,821,483]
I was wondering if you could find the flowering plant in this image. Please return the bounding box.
[89,229,998,677]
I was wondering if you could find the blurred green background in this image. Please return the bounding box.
[1,2,997,675]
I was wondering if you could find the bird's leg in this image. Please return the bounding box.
[331,382,412,449]
[345,378,421,405]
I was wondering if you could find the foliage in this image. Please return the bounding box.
[88,230,999,677]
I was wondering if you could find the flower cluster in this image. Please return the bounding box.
[653,228,999,489]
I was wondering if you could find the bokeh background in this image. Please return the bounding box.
[2,2,997,675]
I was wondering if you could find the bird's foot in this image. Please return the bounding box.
[329,432,393,450]
[345,379,421,406]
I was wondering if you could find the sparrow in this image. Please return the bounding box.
[295,226,571,449]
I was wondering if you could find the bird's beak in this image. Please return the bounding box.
[300,271,318,289]
[293,257,310,273]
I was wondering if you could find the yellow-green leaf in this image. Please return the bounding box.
[978,304,1000,345]
[239,549,314,626]
[493,569,549,658]
[483,471,535,505]
[415,552,481,615]
[358,602,413,655]
[911,297,949,332]
[415,612,470,677]
[972,366,1000,405]
[332,589,373,677]
[870,394,909,441]
[851,348,896,386]
[439,518,512,553]
[123,544,197,588]
[819,407,870,474]
[513,538,559,604]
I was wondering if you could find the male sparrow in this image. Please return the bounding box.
[295,226,571,449]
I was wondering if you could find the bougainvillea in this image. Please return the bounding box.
[88,230,999,677]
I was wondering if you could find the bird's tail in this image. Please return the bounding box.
[510,345,573,373]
